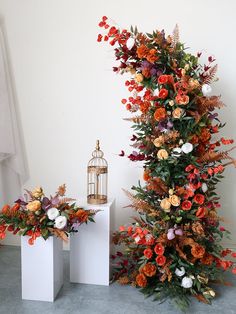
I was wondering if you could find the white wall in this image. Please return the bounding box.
[0,0,236,247]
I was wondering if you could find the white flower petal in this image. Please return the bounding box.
[175,267,185,277]
[201,183,208,193]
[181,143,193,154]
[202,84,212,96]
[181,276,193,288]
[47,207,60,221]
[126,37,135,50]
[54,215,67,230]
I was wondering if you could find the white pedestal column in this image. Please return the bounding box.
[70,199,115,286]
[21,236,63,302]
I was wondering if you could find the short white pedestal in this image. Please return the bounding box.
[21,236,63,302]
[70,199,115,286]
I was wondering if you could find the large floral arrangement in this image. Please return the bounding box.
[0,184,98,245]
[98,16,236,310]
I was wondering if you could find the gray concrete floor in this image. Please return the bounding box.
[0,246,236,314]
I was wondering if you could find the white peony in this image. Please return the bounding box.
[181,143,193,154]
[47,207,59,220]
[202,84,212,96]
[175,267,185,277]
[172,147,182,157]
[126,37,135,50]
[181,276,193,288]
[54,215,67,230]
[201,183,208,193]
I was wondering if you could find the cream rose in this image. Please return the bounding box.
[157,149,169,160]
[31,186,44,198]
[169,194,180,207]
[189,78,200,90]
[175,267,185,277]
[26,200,41,212]
[135,73,144,83]
[172,107,184,119]
[181,142,193,154]
[160,198,171,212]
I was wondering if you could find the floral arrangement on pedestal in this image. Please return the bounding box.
[98,16,236,310]
[0,184,98,245]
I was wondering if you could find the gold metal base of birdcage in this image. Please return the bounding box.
[87,194,107,205]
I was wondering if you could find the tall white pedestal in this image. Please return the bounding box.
[21,236,63,302]
[70,199,115,286]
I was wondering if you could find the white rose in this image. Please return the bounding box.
[201,183,208,193]
[54,215,67,230]
[181,276,193,289]
[126,37,135,50]
[181,143,193,154]
[172,147,182,157]
[175,267,185,277]
[202,84,212,96]
[47,207,59,220]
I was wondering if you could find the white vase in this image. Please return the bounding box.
[21,235,63,302]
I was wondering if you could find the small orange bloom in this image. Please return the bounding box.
[1,205,10,215]
[154,108,167,122]
[143,170,151,181]
[142,262,157,277]
[201,253,214,266]
[181,200,192,211]
[75,209,88,223]
[196,207,207,218]
[232,268,236,275]
[136,273,147,287]
[199,128,211,143]
[143,248,153,259]
[191,244,205,259]
[137,45,149,59]
[155,255,166,266]
[194,194,205,205]
[146,49,158,63]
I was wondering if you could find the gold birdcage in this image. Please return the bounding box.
[87,140,108,204]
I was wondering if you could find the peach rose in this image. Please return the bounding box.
[175,94,189,105]
[26,200,41,212]
[160,198,171,212]
[32,186,44,198]
[169,194,180,207]
[172,107,184,119]
[153,136,164,148]
[157,149,169,160]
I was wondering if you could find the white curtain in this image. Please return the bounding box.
[0,20,28,206]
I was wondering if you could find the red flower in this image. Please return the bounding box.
[154,243,165,255]
[97,34,103,42]
[220,226,226,232]
[232,268,236,275]
[185,164,195,172]
[158,88,168,99]
[181,200,192,211]
[144,248,153,259]
[194,194,205,205]
[119,226,125,231]
[158,75,169,85]
[231,252,236,258]
[155,255,166,266]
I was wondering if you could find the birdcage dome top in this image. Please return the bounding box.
[87,140,108,168]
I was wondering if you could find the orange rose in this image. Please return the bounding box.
[158,88,168,99]
[146,49,158,63]
[190,134,199,144]
[181,200,192,211]
[191,244,205,259]
[175,94,189,105]
[143,248,153,259]
[142,262,157,277]
[75,209,89,222]
[154,108,167,121]
[155,255,166,266]
[154,243,165,255]
[158,75,169,85]
[136,273,147,287]
[137,45,149,59]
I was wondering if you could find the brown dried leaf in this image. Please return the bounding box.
[58,197,76,205]
[196,95,224,114]
[171,24,180,48]
[123,189,155,213]
[203,64,218,84]
[48,228,68,242]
